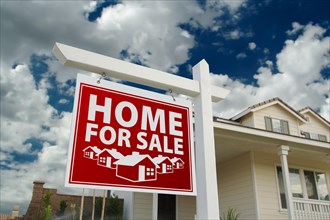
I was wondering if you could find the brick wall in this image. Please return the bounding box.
[23,181,123,220]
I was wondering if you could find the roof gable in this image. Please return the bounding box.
[152,156,172,164]
[171,157,184,164]
[82,146,101,154]
[298,107,330,127]
[231,97,307,123]
[97,149,123,159]
[114,152,159,168]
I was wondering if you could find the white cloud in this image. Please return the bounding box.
[0,65,57,153]
[1,1,328,215]
[1,0,200,81]
[58,98,69,104]
[1,0,248,214]
[236,52,247,59]
[248,42,257,50]
[93,1,200,72]
[286,21,304,36]
[212,23,330,120]
[0,63,79,212]
[206,0,247,13]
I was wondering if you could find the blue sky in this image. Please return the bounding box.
[1,0,329,214]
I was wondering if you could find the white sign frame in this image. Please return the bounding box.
[54,42,229,219]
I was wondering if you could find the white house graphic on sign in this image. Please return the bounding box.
[171,157,184,169]
[152,155,174,174]
[82,146,101,160]
[96,148,123,169]
[114,152,159,182]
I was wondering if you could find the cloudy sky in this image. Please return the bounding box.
[1,0,329,214]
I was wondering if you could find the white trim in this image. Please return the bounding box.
[274,163,285,212]
[231,100,307,123]
[250,151,260,219]
[193,60,220,219]
[299,108,330,128]
[176,195,179,220]
[252,101,307,123]
[231,108,251,121]
[52,42,229,102]
[275,163,330,202]
[251,113,256,128]
[278,145,295,220]
[214,121,330,149]
[152,193,158,220]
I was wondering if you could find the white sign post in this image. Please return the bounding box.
[53,42,229,219]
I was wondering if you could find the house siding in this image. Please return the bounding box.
[132,192,153,220]
[218,152,256,219]
[254,151,330,220]
[239,113,254,128]
[177,195,196,220]
[299,112,330,141]
[253,105,301,136]
[254,152,286,220]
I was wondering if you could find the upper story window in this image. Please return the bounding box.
[276,166,329,209]
[264,116,290,134]
[301,131,327,141]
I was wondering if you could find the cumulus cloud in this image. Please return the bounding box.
[236,52,247,59]
[212,23,330,120]
[286,21,304,36]
[1,1,196,81]
[1,0,328,215]
[248,42,257,50]
[1,0,250,214]
[0,63,77,212]
[0,65,57,153]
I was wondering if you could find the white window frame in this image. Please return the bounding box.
[275,164,330,211]
[301,131,327,141]
[265,116,290,134]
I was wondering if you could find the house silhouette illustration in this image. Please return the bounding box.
[82,146,101,160]
[114,152,159,182]
[97,148,124,169]
[171,157,184,169]
[152,155,174,174]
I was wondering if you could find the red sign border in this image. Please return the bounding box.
[65,74,196,195]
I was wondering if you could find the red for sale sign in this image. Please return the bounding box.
[66,74,196,195]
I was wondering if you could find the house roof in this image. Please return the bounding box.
[230,97,307,123]
[114,153,159,168]
[82,146,101,154]
[298,107,330,127]
[97,149,123,159]
[152,156,171,164]
[171,157,184,164]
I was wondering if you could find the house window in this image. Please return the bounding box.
[100,157,106,163]
[265,117,289,134]
[85,152,90,156]
[301,131,327,141]
[276,166,329,209]
[146,168,155,176]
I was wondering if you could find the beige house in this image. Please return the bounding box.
[117,97,330,220]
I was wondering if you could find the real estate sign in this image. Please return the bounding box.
[66,74,196,195]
